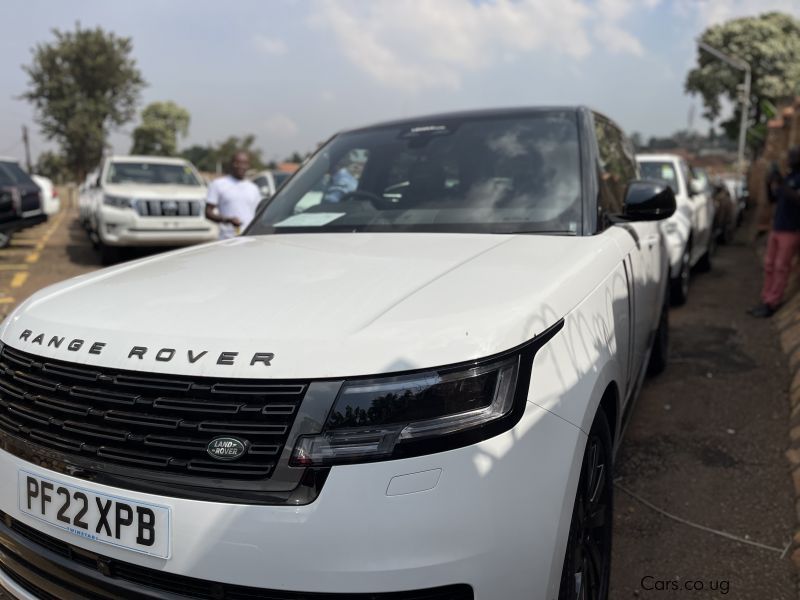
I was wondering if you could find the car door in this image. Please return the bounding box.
[687,166,712,262]
[595,116,660,383]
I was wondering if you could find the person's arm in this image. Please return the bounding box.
[770,177,800,205]
[205,204,241,226]
[205,181,241,226]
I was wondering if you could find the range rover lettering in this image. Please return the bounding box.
[0,107,674,600]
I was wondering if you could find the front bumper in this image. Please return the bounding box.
[98,206,217,247]
[0,402,584,599]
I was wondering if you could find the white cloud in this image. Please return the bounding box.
[675,0,800,27]
[263,114,299,138]
[253,34,287,56]
[315,0,600,92]
[312,0,666,92]
[594,22,644,56]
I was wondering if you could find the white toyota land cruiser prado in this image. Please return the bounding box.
[84,155,217,264]
[0,107,674,600]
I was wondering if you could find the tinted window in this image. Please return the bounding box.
[0,161,35,186]
[250,112,582,235]
[106,162,201,186]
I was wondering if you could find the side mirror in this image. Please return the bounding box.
[689,179,704,196]
[621,179,676,221]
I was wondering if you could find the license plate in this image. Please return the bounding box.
[17,471,171,559]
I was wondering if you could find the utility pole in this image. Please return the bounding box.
[21,126,32,173]
[696,40,751,180]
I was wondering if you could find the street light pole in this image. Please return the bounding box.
[696,40,751,180]
[737,68,751,178]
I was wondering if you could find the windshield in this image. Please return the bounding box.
[0,161,35,187]
[249,111,582,235]
[106,162,201,186]
[274,172,290,188]
[638,160,679,194]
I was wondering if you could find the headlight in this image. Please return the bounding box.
[103,194,132,208]
[290,320,563,467]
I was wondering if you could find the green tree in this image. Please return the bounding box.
[131,101,190,156]
[685,12,800,152]
[216,135,265,172]
[22,24,145,181]
[33,150,69,183]
[181,144,215,173]
[284,152,304,164]
[180,135,265,173]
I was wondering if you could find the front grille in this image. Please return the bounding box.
[0,345,306,487]
[0,511,474,600]
[135,199,202,217]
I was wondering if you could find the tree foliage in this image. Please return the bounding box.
[33,151,70,184]
[181,135,265,173]
[131,101,190,156]
[685,12,800,152]
[21,25,145,181]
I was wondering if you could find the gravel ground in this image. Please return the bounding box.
[610,227,796,599]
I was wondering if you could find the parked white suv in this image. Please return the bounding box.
[0,108,674,600]
[637,153,715,304]
[86,156,217,263]
[30,175,60,216]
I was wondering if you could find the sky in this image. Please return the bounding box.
[1,0,799,166]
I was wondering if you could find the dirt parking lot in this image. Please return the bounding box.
[610,227,796,598]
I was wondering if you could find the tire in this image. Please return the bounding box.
[669,248,690,306]
[697,234,714,273]
[558,410,613,600]
[647,294,669,376]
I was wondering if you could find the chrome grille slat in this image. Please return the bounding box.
[134,199,201,217]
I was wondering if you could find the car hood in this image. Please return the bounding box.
[103,183,206,200]
[1,233,623,378]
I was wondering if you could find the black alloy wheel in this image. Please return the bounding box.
[558,410,613,600]
[697,234,714,272]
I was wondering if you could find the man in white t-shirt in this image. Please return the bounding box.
[205,151,262,239]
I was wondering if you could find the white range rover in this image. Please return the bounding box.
[85,155,218,263]
[0,107,674,600]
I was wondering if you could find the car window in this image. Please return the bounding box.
[638,161,679,193]
[594,116,634,216]
[106,162,201,186]
[691,167,710,192]
[250,111,582,235]
[0,161,35,186]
